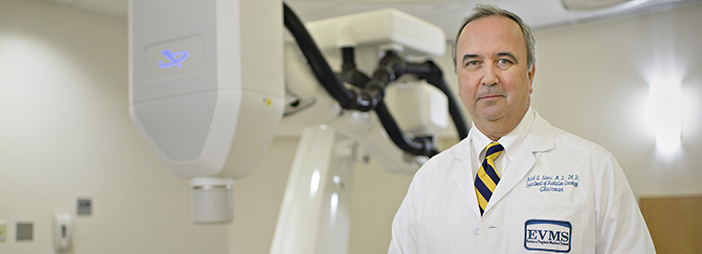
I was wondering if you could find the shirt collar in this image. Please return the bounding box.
[470,107,535,161]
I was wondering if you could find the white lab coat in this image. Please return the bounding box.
[389,111,655,254]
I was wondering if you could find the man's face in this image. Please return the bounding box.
[455,16,535,131]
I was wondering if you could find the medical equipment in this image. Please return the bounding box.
[129,0,467,252]
[270,7,470,253]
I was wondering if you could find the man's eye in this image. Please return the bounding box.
[465,60,481,69]
[496,59,514,70]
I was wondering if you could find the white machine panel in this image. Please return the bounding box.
[306,9,446,57]
[385,79,448,136]
[130,0,219,165]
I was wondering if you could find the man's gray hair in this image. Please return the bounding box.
[451,4,536,71]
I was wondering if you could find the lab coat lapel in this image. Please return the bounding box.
[449,138,482,217]
[485,143,535,211]
[485,112,555,212]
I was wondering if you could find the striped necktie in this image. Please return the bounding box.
[475,142,504,216]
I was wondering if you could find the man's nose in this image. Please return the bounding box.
[481,64,498,86]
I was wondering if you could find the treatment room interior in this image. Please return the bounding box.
[1,0,700,253]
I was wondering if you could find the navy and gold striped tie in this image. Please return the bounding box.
[475,142,504,216]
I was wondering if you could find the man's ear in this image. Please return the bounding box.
[527,64,536,94]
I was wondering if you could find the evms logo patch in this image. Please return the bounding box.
[524,219,572,253]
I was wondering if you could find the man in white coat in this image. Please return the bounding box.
[389,4,656,254]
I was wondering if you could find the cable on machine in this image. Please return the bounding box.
[283,3,468,157]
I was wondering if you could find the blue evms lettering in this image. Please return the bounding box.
[527,229,570,242]
[158,49,189,69]
[524,219,572,253]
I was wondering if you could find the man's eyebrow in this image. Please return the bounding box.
[461,54,480,62]
[496,52,519,64]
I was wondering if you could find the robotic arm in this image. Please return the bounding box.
[282,3,468,166]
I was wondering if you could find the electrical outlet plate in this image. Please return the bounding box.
[77,197,92,215]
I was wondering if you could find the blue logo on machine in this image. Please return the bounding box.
[158,49,189,69]
[524,219,572,253]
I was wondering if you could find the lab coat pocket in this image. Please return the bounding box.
[508,201,585,253]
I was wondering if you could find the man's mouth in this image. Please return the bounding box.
[479,94,502,100]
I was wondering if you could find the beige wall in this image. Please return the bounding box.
[2,0,701,253]
[530,3,702,198]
